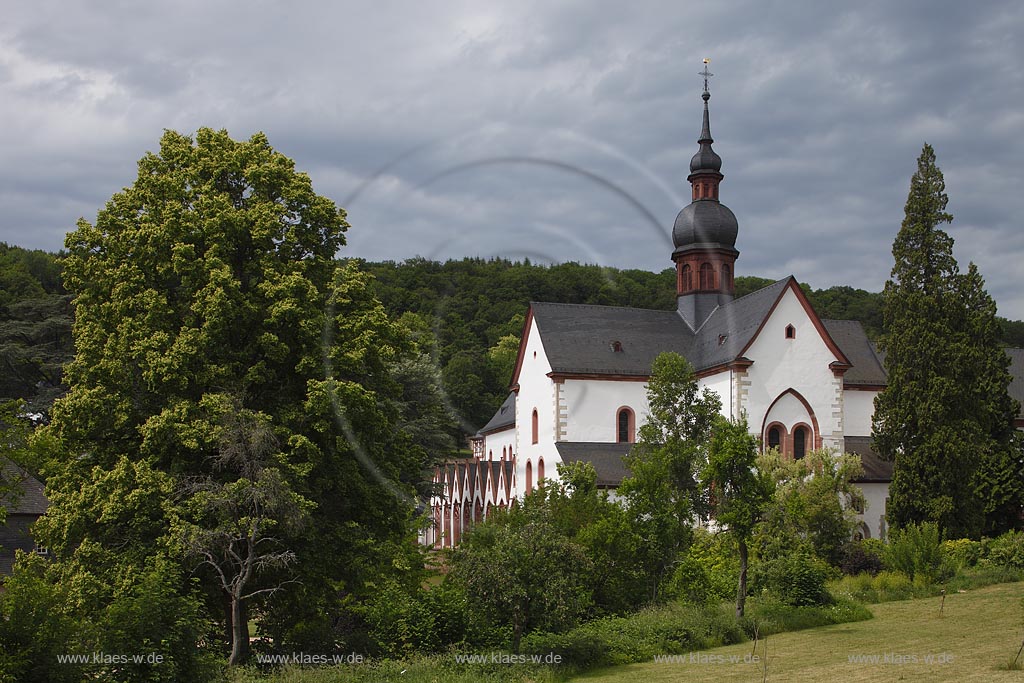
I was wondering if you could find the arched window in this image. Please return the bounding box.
[721,263,731,290]
[785,324,796,339]
[681,264,692,291]
[502,446,506,460]
[531,409,538,444]
[767,426,781,450]
[793,426,808,460]
[538,458,545,484]
[525,460,533,492]
[452,503,461,544]
[699,262,713,290]
[617,407,635,443]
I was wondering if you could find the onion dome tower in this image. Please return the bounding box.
[674,60,740,330]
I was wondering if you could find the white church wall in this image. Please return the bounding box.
[699,372,733,419]
[482,427,515,463]
[515,317,555,498]
[854,482,889,540]
[561,379,649,442]
[843,389,877,436]
[742,287,844,449]
[761,391,813,431]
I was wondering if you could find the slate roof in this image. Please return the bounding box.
[479,392,516,434]
[530,302,691,376]
[529,277,876,379]
[822,319,887,386]
[844,436,893,483]
[0,459,48,516]
[689,278,791,369]
[554,442,632,487]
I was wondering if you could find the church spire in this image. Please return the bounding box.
[672,59,740,329]
[689,59,723,188]
[699,60,713,144]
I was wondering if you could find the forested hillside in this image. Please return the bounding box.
[364,257,1024,434]
[2,246,1023,433]
[0,243,71,414]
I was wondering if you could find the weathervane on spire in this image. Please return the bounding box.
[699,58,713,97]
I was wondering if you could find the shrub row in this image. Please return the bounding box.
[521,595,871,670]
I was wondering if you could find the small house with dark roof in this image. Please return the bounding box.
[422,71,1024,548]
[0,459,49,577]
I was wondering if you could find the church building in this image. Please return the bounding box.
[422,71,1024,548]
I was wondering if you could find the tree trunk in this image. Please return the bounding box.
[228,595,248,666]
[736,538,748,619]
[512,622,522,654]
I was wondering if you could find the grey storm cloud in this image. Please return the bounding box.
[1,0,1022,317]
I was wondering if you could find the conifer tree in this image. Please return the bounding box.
[874,143,1021,538]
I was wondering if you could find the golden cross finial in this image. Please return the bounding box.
[699,58,713,94]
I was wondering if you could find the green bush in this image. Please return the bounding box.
[522,602,744,669]
[668,530,738,603]
[885,522,944,583]
[985,530,1024,569]
[747,594,871,634]
[941,538,982,571]
[753,551,833,607]
[521,629,611,668]
[840,539,885,575]
[872,569,914,596]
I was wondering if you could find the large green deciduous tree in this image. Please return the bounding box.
[873,143,1020,538]
[35,128,435,663]
[620,352,721,601]
[702,416,772,618]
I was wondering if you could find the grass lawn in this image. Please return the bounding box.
[572,582,1024,682]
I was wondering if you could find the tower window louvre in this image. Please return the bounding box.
[699,263,713,290]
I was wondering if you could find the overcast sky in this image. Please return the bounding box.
[2,1,1022,317]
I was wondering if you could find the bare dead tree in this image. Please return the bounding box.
[175,406,312,666]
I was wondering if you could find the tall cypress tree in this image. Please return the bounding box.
[874,144,1021,538]
[957,263,1024,534]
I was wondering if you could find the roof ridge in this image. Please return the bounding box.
[728,276,790,304]
[821,318,862,325]
[531,300,674,314]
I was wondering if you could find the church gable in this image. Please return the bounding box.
[736,277,851,369]
[740,280,850,450]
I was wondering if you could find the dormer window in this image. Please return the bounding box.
[718,334,727,346]
[785,324,796,339]
[611,340,624,353]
